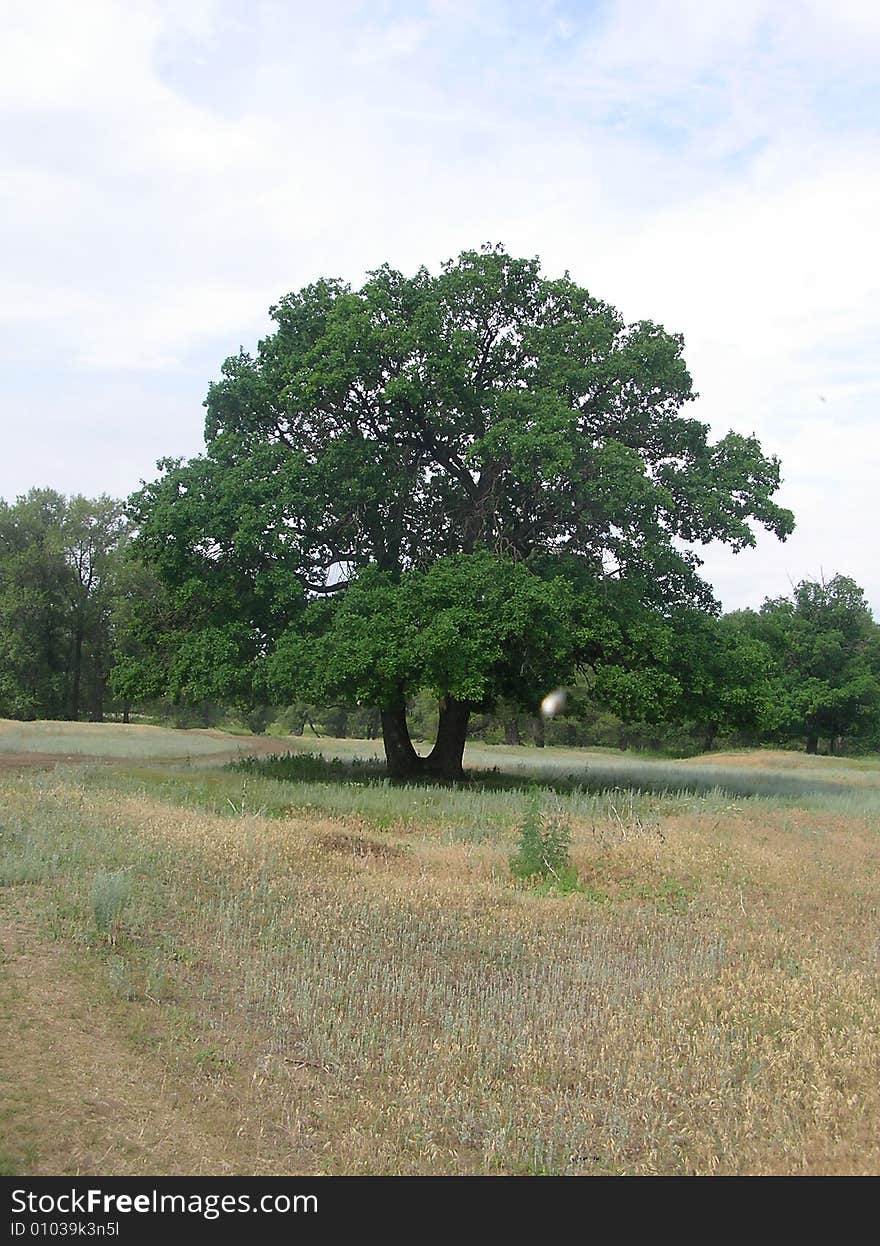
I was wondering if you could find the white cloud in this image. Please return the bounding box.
[0,0,878,611]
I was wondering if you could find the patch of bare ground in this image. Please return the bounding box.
[317,831,408,860]
[0,891,315,1176]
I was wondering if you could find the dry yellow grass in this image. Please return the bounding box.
[1,756,879,1175]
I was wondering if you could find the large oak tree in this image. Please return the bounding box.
[126,245,794,777]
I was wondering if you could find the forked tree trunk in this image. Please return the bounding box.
[380,702,424,779]
[425,696,470,780]
[379,697,472,781]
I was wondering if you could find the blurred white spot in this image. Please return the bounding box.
[540,688,567,718]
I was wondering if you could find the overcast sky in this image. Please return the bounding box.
[2,0,878,612]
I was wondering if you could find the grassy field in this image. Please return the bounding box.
[0,719,273,760]
[1,721,878,1175]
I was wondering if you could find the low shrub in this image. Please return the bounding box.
[510,802,579,893]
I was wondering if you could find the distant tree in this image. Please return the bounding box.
[108,561,262,718]
[665,610,778,751]
[0,490,129,722]
[60,495,128,720]
[749,575,880,753]
[127,245,794,778]
[0,489,70,719]
[107,554,171,722]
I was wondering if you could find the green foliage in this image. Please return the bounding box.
[739,576,880,752]
[270,549,581,712]
[233,750,385,785]
[122,244,794,776]
[510,801,578,892]
[0,489,129,723]
[242,705,274,735]
[0,489,74,719]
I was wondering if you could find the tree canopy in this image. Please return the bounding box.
[0,489,127,721]
[126,244,795,777]
[741,576,880,753]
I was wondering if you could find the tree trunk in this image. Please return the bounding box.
[70,624,84,721]
[380,701,424,779]
[530,716,545,748]
[122,702,130,725]
[425,696,470,780]
[503,715,521,746]
[91,673,107,722]
[702,722,718,752]
[806,731,819,755]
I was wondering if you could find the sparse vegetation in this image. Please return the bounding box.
[1,729,879,1175]
[510,800,579,892]
[91,870,131,939]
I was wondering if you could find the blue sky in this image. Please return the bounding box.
[1,0,878,611]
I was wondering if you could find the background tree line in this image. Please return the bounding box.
[1,484,878,756]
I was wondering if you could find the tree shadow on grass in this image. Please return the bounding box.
[229,750,857,806]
